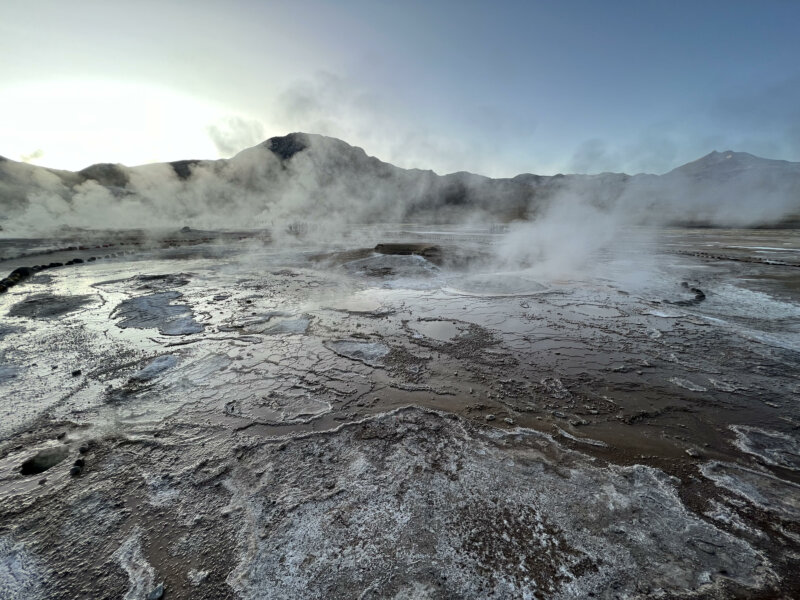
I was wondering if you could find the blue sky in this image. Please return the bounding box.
[1,0,798,176]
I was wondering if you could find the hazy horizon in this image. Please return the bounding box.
[3,131,797,181]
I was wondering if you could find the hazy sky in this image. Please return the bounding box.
[1,0,799,176]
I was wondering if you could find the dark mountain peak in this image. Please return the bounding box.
[264,132,310,160]
[77,163,130,188]
[169,159,204,180]
[258,132,376,164]
[666,149,799,180]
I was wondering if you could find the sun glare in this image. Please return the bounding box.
[0,80,227,170]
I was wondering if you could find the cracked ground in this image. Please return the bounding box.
[0,226,799,599]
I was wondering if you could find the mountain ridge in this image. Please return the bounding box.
[4,134,799,179]
[0,132,800,189]
[1,133,799,229]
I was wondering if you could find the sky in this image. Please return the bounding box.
[1,0,799,177]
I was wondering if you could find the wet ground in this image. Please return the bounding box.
[0,226,798,599]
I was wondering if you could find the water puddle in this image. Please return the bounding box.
[324,340,390,365]
[0,365,20,384]
[343,254,439,279]
[260,317,311,335]
[408,320,465,342]
[324,294,386,314]
[246,396,332,424]
[445,273,549,297]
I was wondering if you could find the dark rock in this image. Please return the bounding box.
[69,465,82,477]
[78,162,130,187]
[668,284,706,307]
[71,369,82,377]
[73,458,85,468]
[268,132,309,160]
[170,160,201,180]
[9,267,34,279]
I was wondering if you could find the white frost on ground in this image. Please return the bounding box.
[112,528,156,600]
[187,569,209,586]
[731,425,800,471]
[0,537,44,600]
[131,355,179,381]
[224,408,770,599]
[669,377,708,392]
[701,461,800,521]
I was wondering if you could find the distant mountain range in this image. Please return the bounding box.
[1,133,799,230]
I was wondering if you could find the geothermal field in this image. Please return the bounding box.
[1,136,799,599]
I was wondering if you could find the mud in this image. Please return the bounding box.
[0,226,798,598]
[8,293,96,319]
[112,291,204,336]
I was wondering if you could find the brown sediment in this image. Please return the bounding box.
[0,227,798,598]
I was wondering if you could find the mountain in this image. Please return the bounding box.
[666,150,798,180]
[1,133,799,231]
[651,150,800,225]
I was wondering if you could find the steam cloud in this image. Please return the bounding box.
[0,133,798,280]
[207,117,266,158]
[20,149,45,164]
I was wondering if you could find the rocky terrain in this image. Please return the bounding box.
[1,130,800,599]
[0,227,798,598]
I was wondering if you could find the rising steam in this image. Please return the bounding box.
[1,136,798,270]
